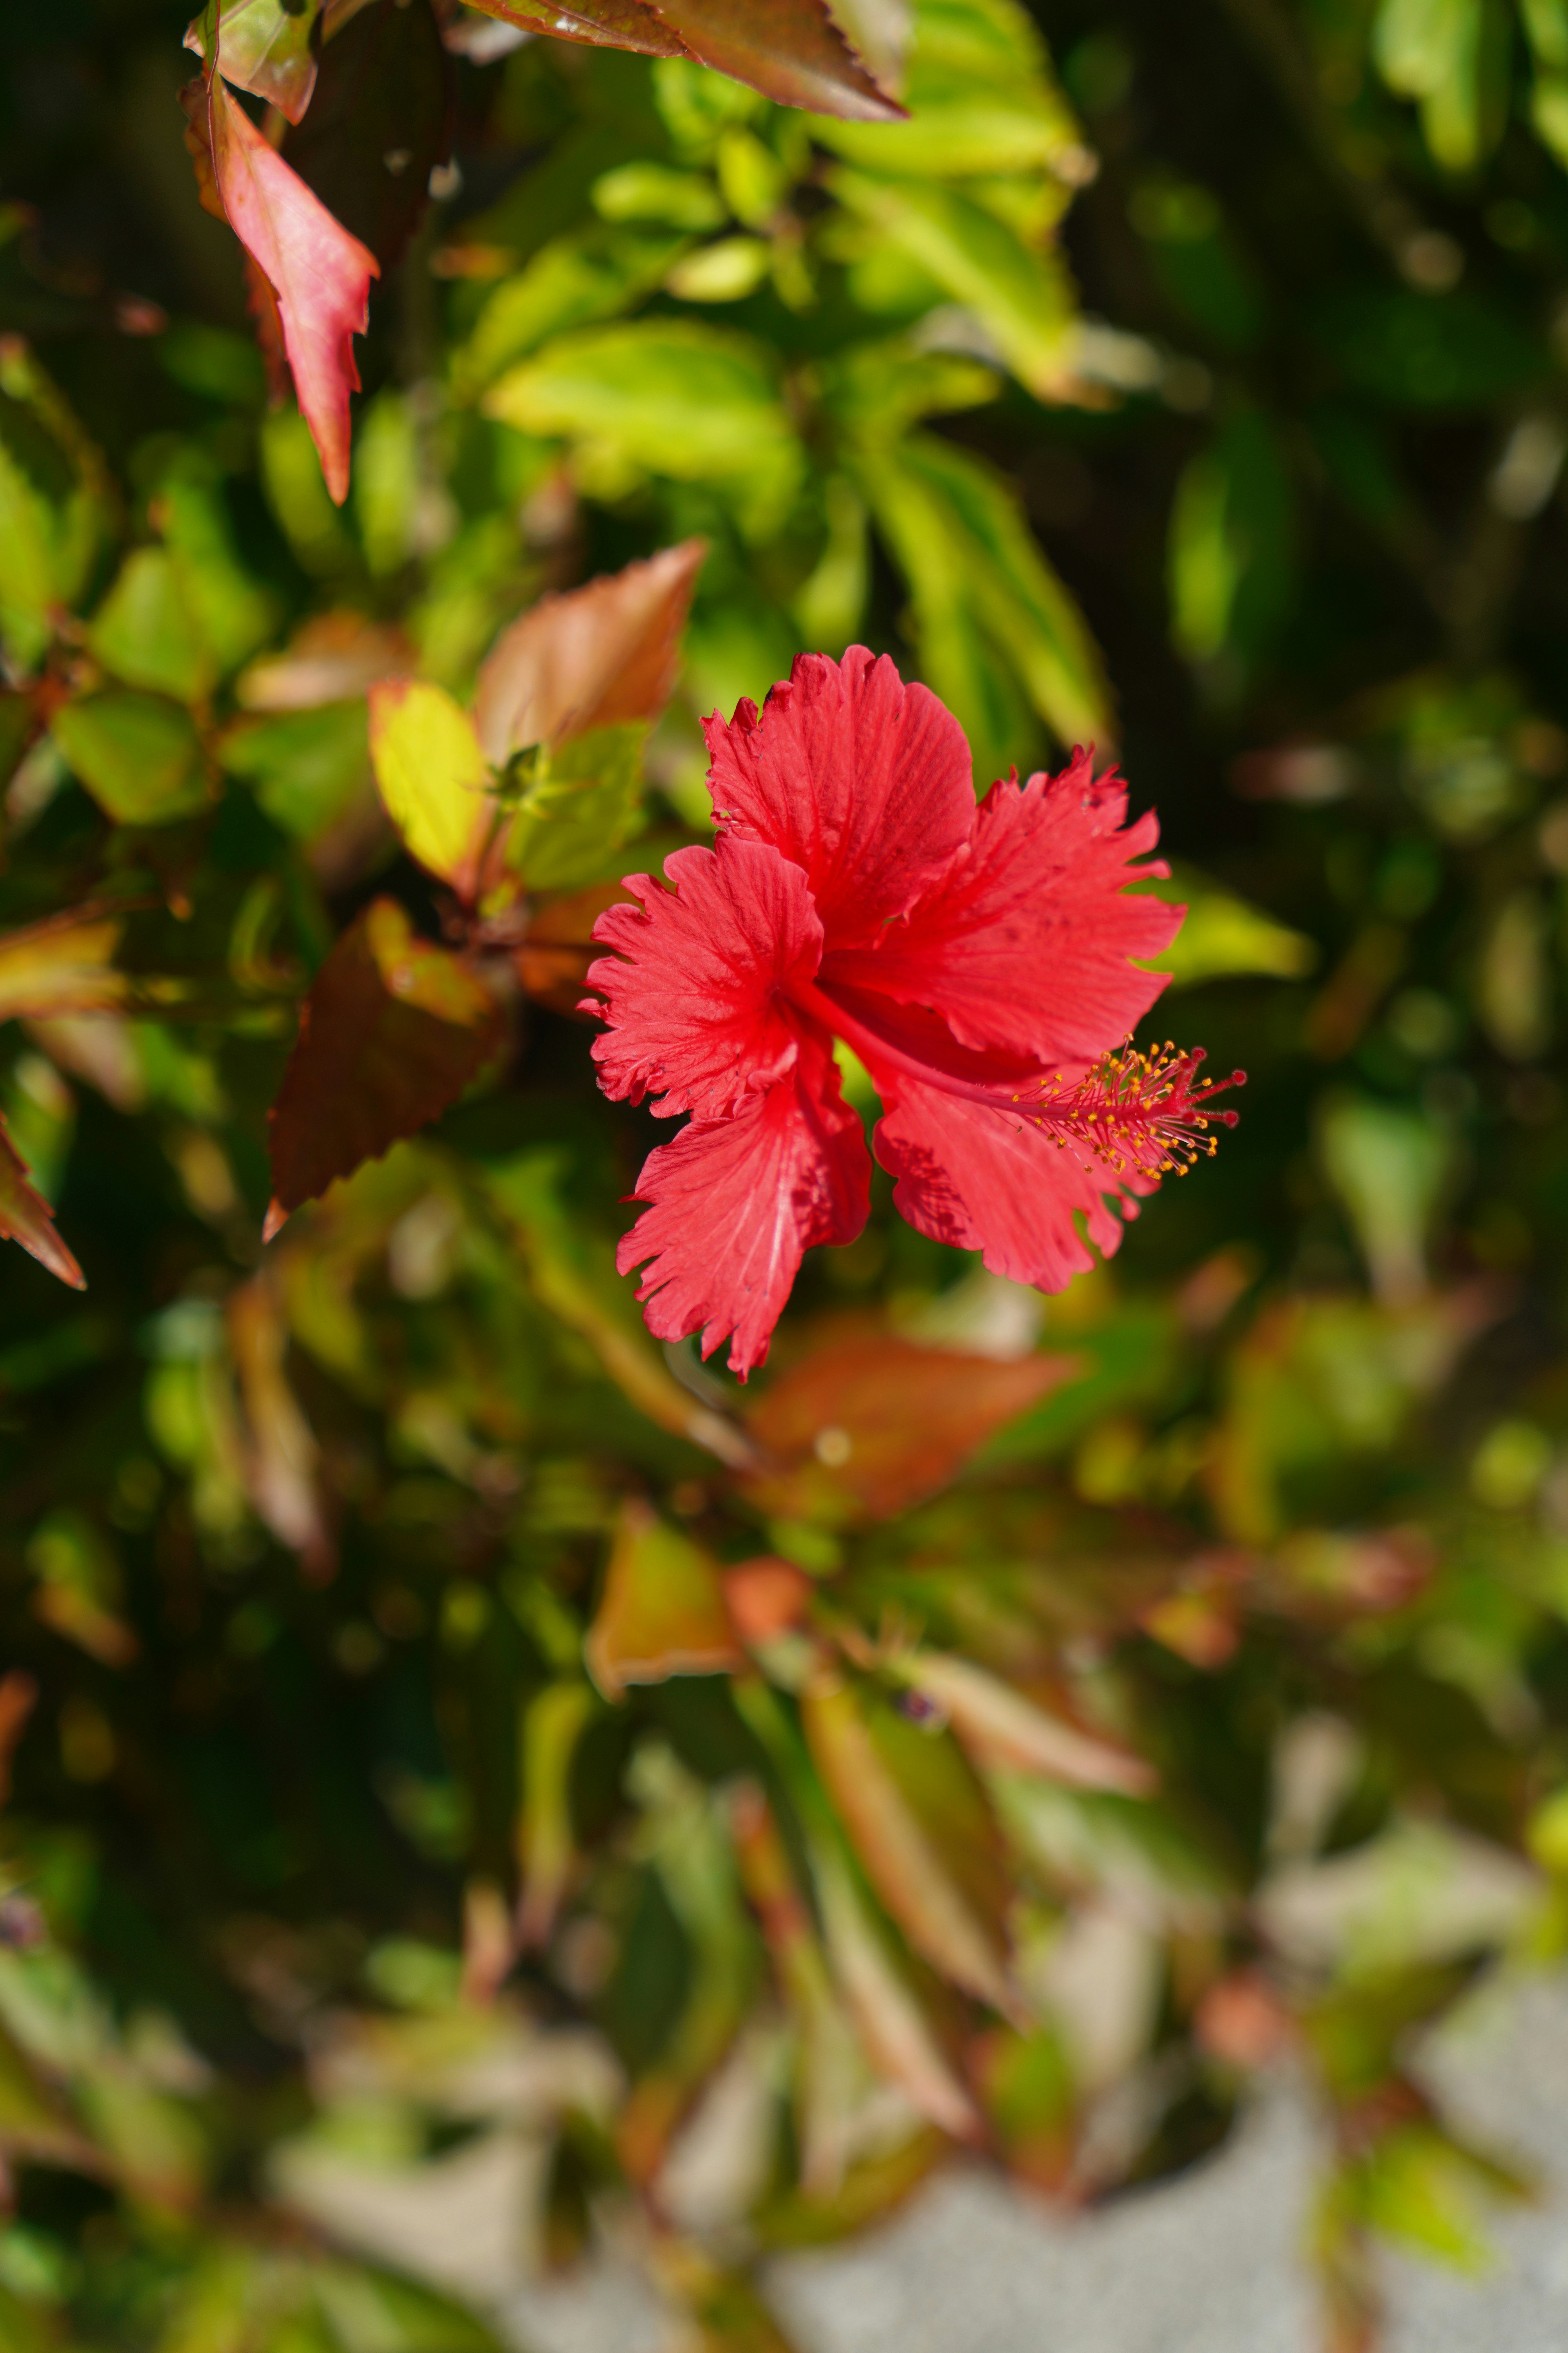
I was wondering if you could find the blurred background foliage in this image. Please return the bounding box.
[4,0,1568,2347]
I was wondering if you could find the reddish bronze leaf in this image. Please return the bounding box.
[742,1318,1079,1523]
[189,70,379,502]
[514,881,635,1018]
[464,0,901,118]
[0,1114,86,1291]
[265,899,504,1233]
[473,539,707,764]
[655,0,902,122]
[463,0,685,63]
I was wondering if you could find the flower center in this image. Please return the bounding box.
[785,973,1243,1179]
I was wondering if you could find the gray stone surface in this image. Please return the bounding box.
[489,1973,1568,2352]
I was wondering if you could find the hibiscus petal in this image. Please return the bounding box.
[704,647,973,949]
[823,750,1183,1066]
[205,73,379,505]
[588,836,823,1118]
[871,1068,1149,1295]
[616,1035,871,1378]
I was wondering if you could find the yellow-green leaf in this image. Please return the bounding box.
[367,678,492,894]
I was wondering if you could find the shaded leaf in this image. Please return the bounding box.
[802,1672,1014,2011]
[0,906,132,1022]
[481,1149,757,1463]
[187,0,325,126]
[0,1112,85,1289]
[219,702,375,845]
[742,1319,1077,1523]
[886,1652,1154,1795]
[265,899,504,1231]
[814,1841,982,2139]
[513,881,634,1017]
[585,1499,739,1697]
[187,71,379,504]
[282,0,452,273]
[473,539,706,764]
[87,547,214,703]
[516,1680,597,1948]
[50,693,209,825]
[228,1271,334,1576]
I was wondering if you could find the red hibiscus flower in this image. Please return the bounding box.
[586,648,1240,1376]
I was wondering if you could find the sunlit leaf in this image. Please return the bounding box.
[186,71,379,503]
[854,433,1111,776]
[86,548,211,703]
[367,678,493,896]
[484,322,802,514]
[265,899,504,1232]
[1135,863,1317,988]
[473,539,705,764]
[829,170,1076,397]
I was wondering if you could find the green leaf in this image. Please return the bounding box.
[158,468,278,672]
[367,679,492,894]
[0,345,109,671]
[1311,285,1544,410]
[51,692,209,825]
[483,321,802,515]
[0,426,57,674]
[1319,1095,1452,1305]
[816,336,999,442]
[592,161,725,230]
[504,724,649,890]
[1136,863,1318,988]
[459,228,693,395]
[187,0,325,125]
[1372,0,1509,171]
[828,170,1076,397]
[855,431,1112,774]
[813,0,1084,178]
[87,549,214,703]
[1167,409,1293,679]
[218,703,372,843]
